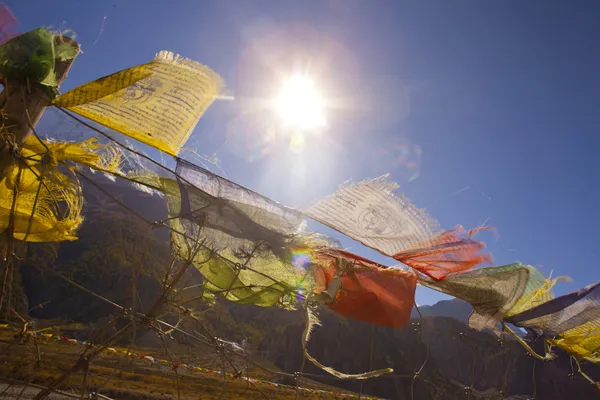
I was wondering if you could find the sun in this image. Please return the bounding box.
[275,74,326,131]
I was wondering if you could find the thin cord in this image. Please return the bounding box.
[410,304,429,400]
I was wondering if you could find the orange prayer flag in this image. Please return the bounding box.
[314,249,416,328]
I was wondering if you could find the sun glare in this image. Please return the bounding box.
[275,74,326,131]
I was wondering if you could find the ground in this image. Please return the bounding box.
[0,329,368,400]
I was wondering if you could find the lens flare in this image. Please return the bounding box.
[292,247,312,303]
[292,247,312,271]
[276,74,326,131]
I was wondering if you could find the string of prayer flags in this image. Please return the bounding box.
[53,51,223,155]
[1,325,385,399]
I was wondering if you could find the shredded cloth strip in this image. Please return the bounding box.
[0,135,120,242]
[393,226,493,280]
[1,24,599,388]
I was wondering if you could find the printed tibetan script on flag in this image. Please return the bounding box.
[306,176,439,256]
[54,51,223,156]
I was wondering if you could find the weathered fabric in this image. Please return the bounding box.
[130,161,318,308]
[305,176,439,256]
[393,226,493,280]
[313,248,416,328]
[0,164,81,242]
[504,267,563,319]
[507,282,600,337]
[176,158,304,242]
[549,319,600,363]
[0,135,119,242]
[305,177,491,280]
[54,51,223,155]
[419,263,533,330]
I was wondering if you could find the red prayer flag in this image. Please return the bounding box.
[393,225,493,280]
[314,249,416,328]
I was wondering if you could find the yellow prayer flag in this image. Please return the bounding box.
[53,51,224,155]
[549,319,600,363]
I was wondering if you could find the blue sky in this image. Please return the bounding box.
[9,1,600,305]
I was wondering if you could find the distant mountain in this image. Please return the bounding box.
[411,298,473,323]
[411,295,527,338]
[11,174,599,400]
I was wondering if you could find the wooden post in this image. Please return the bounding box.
[0,34,79,319]
[0,35,79,149]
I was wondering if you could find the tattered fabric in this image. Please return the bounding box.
[313,248,416,328]
[393,226,492,280]
[418,263,533,330]
[130,161,318,308]
[504,266,564,318]
[0,135,119,242]
[549,319,600,364]
[53,51,223,155]
[305,176,438,256]
[506,282,600,337]
[305,176,491,280]
[0,165,81,242]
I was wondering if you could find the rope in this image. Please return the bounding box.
[410,304,429,400]
[502,322,554,361]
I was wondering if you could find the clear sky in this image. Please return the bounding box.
[9,0,600,305]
